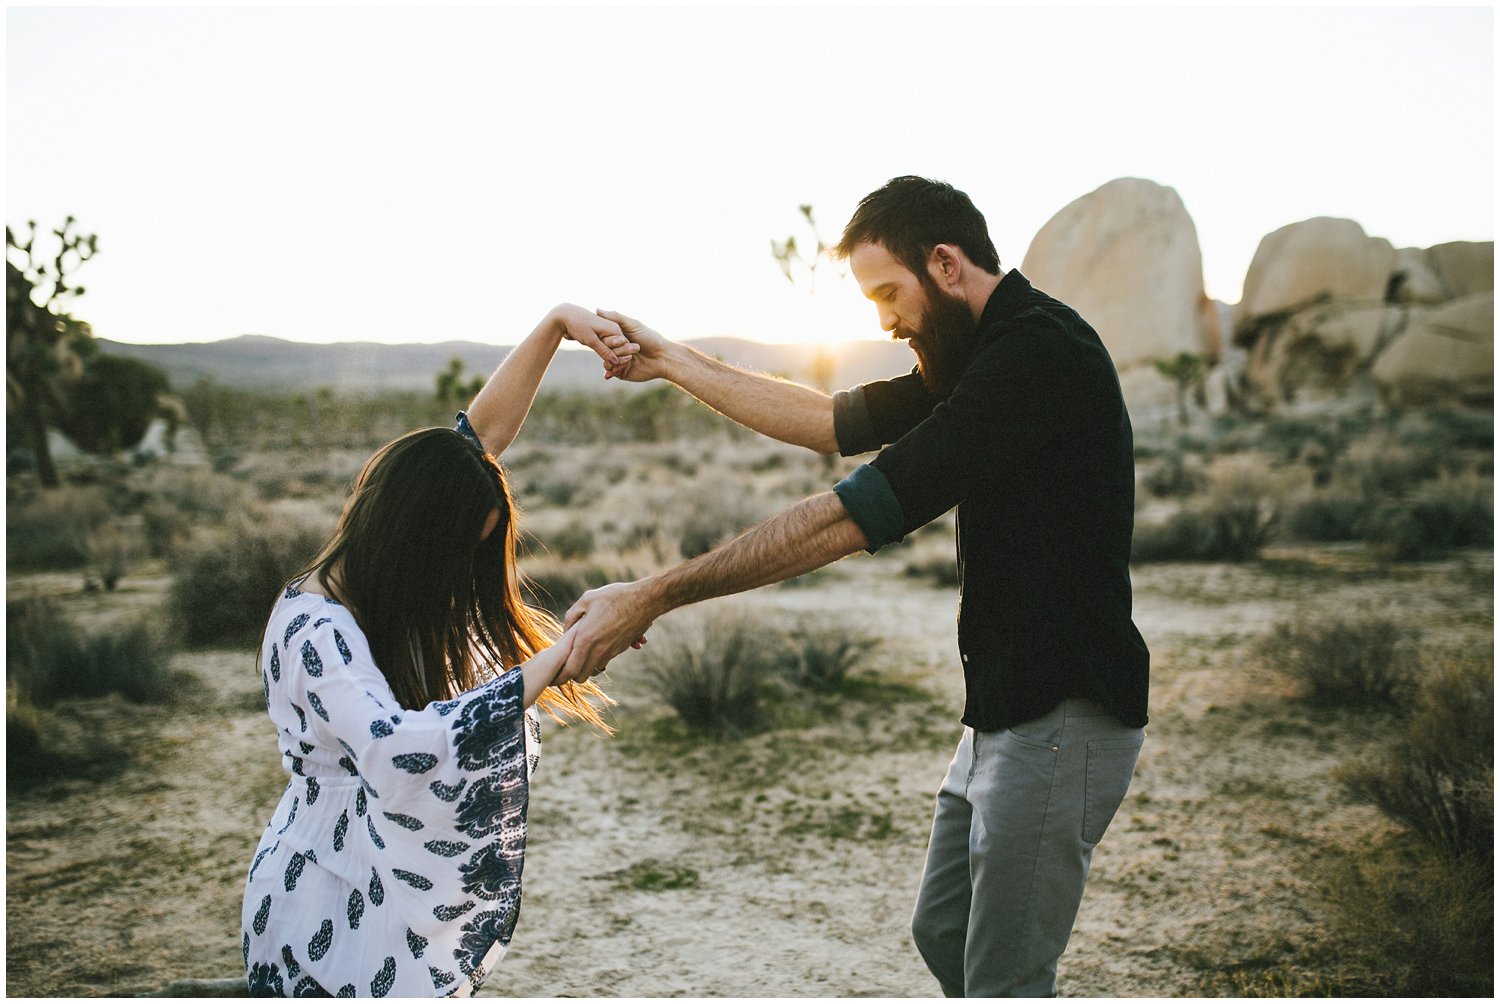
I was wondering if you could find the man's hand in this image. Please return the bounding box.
[561,580,660,681]
[595,310,672,383]
[551,303,639,379]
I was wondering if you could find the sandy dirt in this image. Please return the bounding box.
[4,546,1491,997]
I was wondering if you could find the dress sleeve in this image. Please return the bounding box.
[291,618,529,819]
[454,411,484,452]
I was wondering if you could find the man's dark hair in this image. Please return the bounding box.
[832,176,1001,278]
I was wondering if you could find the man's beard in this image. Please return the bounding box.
[901,283,979,398]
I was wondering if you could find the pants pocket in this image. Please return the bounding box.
[1082,734,1144,844]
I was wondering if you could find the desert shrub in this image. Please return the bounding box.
[1282,488,1371,542]
[139,496,192,558]
[1130,509,1218,562]
[6,596,176,705]
[1258,615,1420,709]
[1362,471,1492,561]
[7,682,43,761]
[537,524,596,560]
[782,627,879,693]
[1334,435,1445,497]
[903,554,960,587]
[1134,459,1280,562]
[5,485,112,570]
[520,561,614,618]
[1143,450,1207,498]
[1323,837,1492,996]
[1340,656,1492,859]
[168,515,329,647]
[678,487,760,559]
[84,521,142,591]
[1421,407,1493,452]
[640,613,781,734]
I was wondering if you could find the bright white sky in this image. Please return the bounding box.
[6,3,1494,348]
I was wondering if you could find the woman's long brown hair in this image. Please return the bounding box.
[289,427,611,731]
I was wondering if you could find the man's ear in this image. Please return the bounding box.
[927,244,965,291]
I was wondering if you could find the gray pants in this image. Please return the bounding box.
[911,699,1144,997]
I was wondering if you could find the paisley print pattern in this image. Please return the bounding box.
[242,581,538,997]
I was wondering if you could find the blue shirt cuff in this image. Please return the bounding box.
[833,463,906,553]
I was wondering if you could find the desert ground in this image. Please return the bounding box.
[5,409,1493,997]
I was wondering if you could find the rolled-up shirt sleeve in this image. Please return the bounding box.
[833,369,939,457]
[833,464,906,553]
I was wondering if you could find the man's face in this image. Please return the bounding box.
[850,242,977,397]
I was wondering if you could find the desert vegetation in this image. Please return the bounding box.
[5,382,1493,996]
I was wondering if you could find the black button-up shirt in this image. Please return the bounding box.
[831,270,1149,730]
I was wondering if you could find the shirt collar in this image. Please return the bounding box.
[977,268,1034,332]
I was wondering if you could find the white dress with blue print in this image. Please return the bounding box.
[240,586,542,997]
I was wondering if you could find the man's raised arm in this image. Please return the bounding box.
[599,309,840,455]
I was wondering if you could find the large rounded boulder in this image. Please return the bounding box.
[1232,218,1395,343]
[1021,177,1218,371]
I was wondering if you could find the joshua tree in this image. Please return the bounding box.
[6,218,98,487]
[1154,351,1205,428]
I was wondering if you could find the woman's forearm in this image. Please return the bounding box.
[464,310,566,455]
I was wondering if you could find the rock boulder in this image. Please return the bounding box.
[1021,177,1218,371]
[1232,218,1395,343]
[1371,291,1494,407]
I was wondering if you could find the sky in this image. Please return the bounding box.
[5,3,1495,349]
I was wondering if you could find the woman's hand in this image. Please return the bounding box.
[519,629,577,707]
[550,303,639,379]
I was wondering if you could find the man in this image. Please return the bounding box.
[563,176,1149,997]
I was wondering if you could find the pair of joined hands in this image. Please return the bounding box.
[553,304,666,385]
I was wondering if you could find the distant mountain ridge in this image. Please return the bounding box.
[96,334,916,395]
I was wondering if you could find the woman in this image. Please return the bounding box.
[242,304,636,997]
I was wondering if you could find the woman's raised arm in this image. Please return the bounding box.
[464,304,638,455]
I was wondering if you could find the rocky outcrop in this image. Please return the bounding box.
[1426,241,1494,300]
[1229,215,1492,411]
[1232,218,1396,344]
[1371,292,1494,407]
[1021,178,1220,372]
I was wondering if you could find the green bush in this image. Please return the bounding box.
[679,489,759,559]
[6,596,176,705]
[538,524,597,560]
[1363,471,1492,561]
[903,554,960,587]
[782,627,879,693]
[168,515,329,647]
[520,561,614,618]
[1143,451,1207,498]
[641,613,780,735]
[5,486,112,570]
[1283,488,1371,542]
[1132,459,1280,563]
[1339,656,1492,858]
[1258,615,1420,710]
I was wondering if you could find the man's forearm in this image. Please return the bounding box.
[643,491,867,614]
[662,342,839,454]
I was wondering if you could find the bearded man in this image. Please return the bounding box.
[564,176,1150,997]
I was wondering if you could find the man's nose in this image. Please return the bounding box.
[878,307,898,333]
